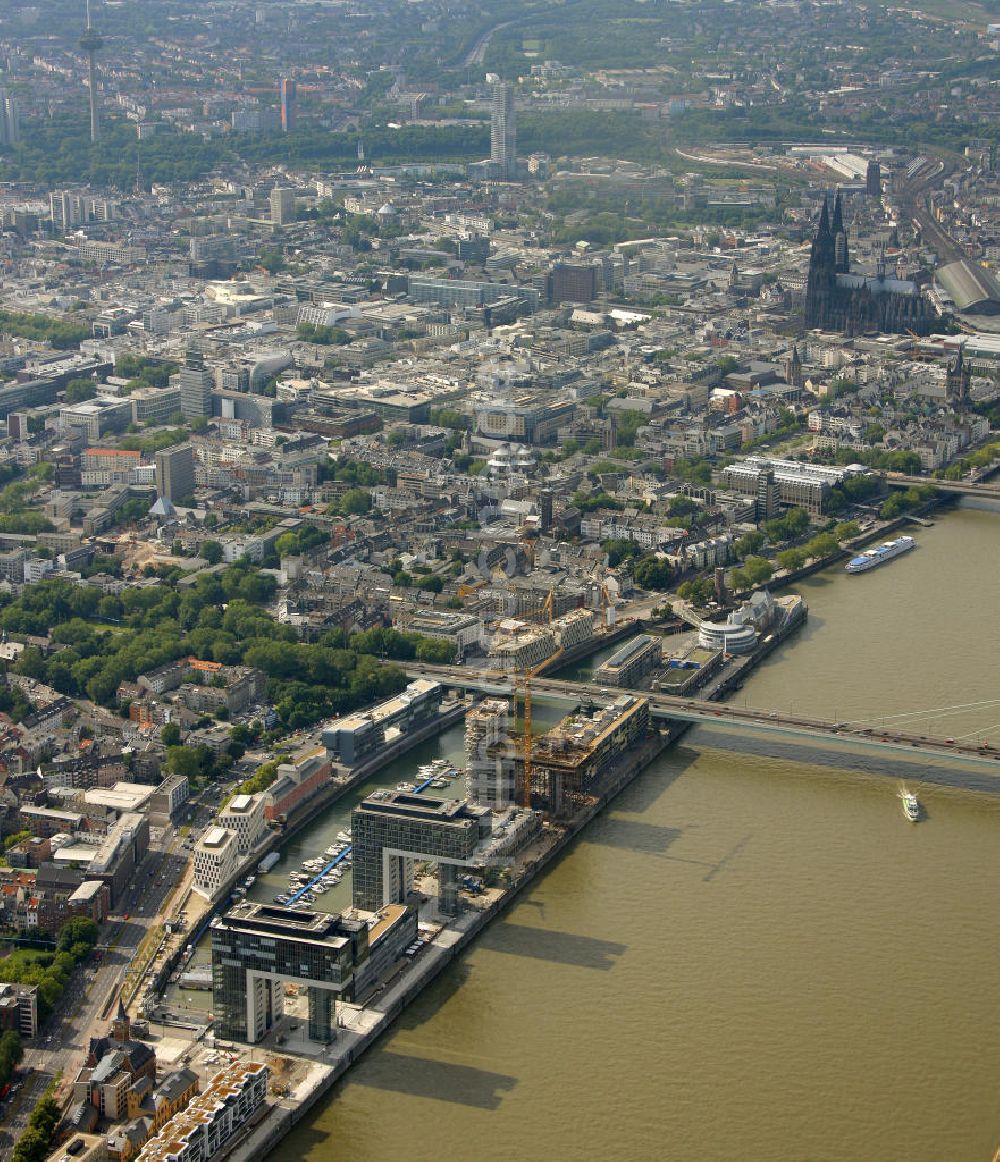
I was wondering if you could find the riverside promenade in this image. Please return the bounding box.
[228,724,686,1161]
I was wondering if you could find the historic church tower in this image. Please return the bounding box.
[831,192,850,273]
[111,996,131,1042]
[784,344,804,388]
[804,198,836,331]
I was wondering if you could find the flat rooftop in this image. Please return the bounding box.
[84,782,156,812]
[224,794,256,814]
[357,791,487,823]
[52,842,100,865]
[213,900,365,948]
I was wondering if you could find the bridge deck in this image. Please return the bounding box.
[404,664,1000,771]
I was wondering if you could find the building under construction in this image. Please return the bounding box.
[524,695,650,812]
[489,623,556,671]
[551,608,595,649]
[594,634,662,688]
[465,698,515,808]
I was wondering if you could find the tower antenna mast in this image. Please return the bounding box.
[80,0,104,143]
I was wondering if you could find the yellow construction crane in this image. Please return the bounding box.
[517,588,554,626]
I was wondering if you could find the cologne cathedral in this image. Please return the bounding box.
[804,194,933,336]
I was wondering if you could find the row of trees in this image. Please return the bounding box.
[0,917,99,1022]
[0,565,457,737]
[11,1088,61,1162]
[0,310,89,350]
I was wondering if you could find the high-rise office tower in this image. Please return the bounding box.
[866,158,881,198]
[270,186,296,225]
[154,444,196,503]
[490,81,516,181]
[80,0,104,143]
[0,91,19,147]
[280,78,297,132]
[179,349,214,419]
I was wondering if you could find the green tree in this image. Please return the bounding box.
[56,916,99,954]
[743,556,773,585]
[777,548,807,571]
[161,722,182,747]
[415,638,455,663]
[0,1029,23,1090]
[201,540,224,566]
[763,507,810,543]
[735,530,766,557]
[64,377,98,403]
[633,555,674,591]
[258,246,285,274]
[165,746,203,781]
[340,488,371,515]
[600,538,641,567]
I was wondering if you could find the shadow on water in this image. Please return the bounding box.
[478,921,626,971]
[394,963,472,1032]
[283,1123,330,1154]
[610,744,699,815]
[799,570,835,589]
[583,816,684,855]
[350,1051,518,1110]
[690,728,1000,794]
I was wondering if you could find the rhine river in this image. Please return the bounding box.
[271,505,1000,1162]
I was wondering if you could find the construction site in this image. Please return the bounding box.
[198,679,677,1162]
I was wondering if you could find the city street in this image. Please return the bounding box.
[0,832,190,1159]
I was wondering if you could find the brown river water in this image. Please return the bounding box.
[264,506,1000,1162]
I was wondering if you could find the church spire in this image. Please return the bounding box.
[832,191,849,273]
[111,994,131,1041]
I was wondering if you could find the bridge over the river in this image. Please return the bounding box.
[888,472,1000,498]
[404,663,1000,771]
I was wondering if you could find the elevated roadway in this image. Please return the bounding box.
[888,473,1000,498]
[404,663,1000,771]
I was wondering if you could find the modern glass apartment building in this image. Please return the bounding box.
[352,793,492,916]
[211,903,368,1043]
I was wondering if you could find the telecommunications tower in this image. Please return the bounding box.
[80,0,104,143]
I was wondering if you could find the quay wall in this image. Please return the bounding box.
[230,722,689,1162]
[155,701,470,991]
[765,511,932,593]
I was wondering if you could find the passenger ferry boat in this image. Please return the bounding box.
[845,535,915,574]
[899,786,921,822]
